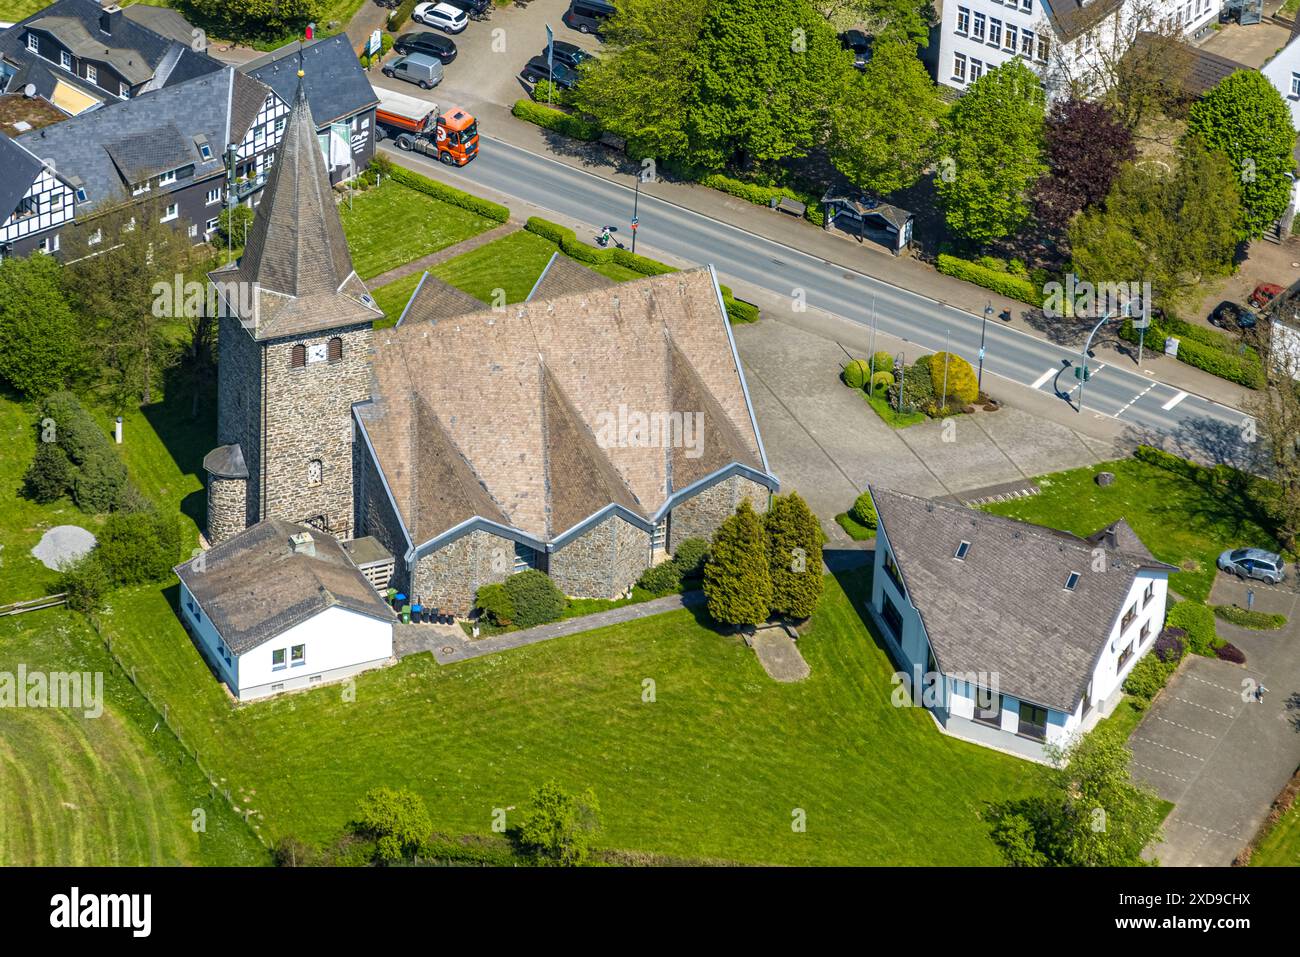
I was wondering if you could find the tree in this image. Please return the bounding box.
[765,492,825,620]
[176,310,217,419]
[1069,139,1239,314]
[1109,28,1195,129]
[351,787,433,863]
[703,499,773,626]
[1032,98,1135,240]
[817,0,937,47]
[936,59,1046,246]
[0,253,82,399]
[985,732,1163,866]
[189,0,321,40]
[23,441,74,504]
[1244,343,1300,554]
[59,553,109,614]
[829,42,946,196]
[517,780,601,866]
[1186,70,1297,242]
[683,0,851,172]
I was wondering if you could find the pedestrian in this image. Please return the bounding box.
[1255,683,1268,703]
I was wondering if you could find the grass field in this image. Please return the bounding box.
[339,180,497,281]
[984,457,1280,603]
[1251,796,1300,866]
[0,0,42,20]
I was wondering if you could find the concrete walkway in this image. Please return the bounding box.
[367,221,518,289]
[751,629,810,682]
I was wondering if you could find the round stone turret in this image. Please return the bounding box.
[204,444,249,545]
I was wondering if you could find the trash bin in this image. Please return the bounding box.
[411,603,423,623]
[401,604,411,624]
[385,587,397,607]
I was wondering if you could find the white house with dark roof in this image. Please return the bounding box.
[174,519,395,701]
[868,487,1173,762]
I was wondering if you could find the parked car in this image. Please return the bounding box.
[1218,548,1287,584]
[1248,282,1285,310]
[544,40,596,69]
[520,56,579,89]
[562,0,614,36]
[441,0,491,17]
[394,31,457,62]
[412,2,468,33]
[383,53,444,89]
[1209,300,1258,330]
[840,29,872,70]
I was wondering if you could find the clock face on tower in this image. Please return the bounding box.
[306,343,327,364]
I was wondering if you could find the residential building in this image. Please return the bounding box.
[867,487,1173,763]
[175,519,395,701]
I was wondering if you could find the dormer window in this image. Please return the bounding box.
[60,50,71,70]
[26,33,38,53]
[954,541,971,560]
[159,169,177,186]
[1065,571,1080,591]
[86,65,97,84]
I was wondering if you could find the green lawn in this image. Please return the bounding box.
[339,180,497,281]
[1251,794,1300,866]
[834,511,876,541]
[370,271,425,327]
[984,457,1281,603]
[863,389,927,429]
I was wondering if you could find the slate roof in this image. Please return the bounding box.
[0,134,44,220]
[360,267,770,545]
[395,271,485,326]
[203,443,248,480]
[821,191,911,230]
[16,66,263,212]
[210,78,381,339]
[1040,0,1125,43]
[1126,32,1239,97]
[242,33,378,127]
[871,487,1175,713]
[175,519,394,655]
[526,252,616,301]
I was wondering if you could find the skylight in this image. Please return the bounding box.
[954,541,970,560]
[1065,571,1081,590]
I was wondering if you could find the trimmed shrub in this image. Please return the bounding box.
[936,254,1043,306]
[843,359,873,390]
[386,165,510,224]
[523,217,682,279]
[671,538,709,580]
[703,500,772,627]
[696,172,824,227]
[511,99,602,141]
[1213,604,1287,629]
[59,553,108,614]
[929,351,979,406]
[503,569,566,628]
[96,510,181,585]
[1215,642,1247,664]
[1154,627,1186,663]
[850,491,878,529]
[637,560,683,597]
[870,371,894,393]
[23,440,74,503]
[1166,601,1220,657]
[1122,653,1174,706]
[475,582,514,627]
[1118,316,1264,389]
[719,285,760,324]
[870,351,894,375]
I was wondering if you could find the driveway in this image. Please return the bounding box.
[1130,574,1300,865]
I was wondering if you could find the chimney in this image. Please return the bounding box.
[99,3,122,36]
[289,531,316,557]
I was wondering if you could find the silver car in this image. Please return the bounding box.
[1217,547,1286,584]
[383,53,444,90]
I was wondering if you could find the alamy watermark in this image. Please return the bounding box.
[594,404,704,459]
[0,666,103,719]
[1041,274,1152,321]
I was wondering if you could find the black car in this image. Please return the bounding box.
[394,31,458,62]
[521,56,579,89]
[441,0,490,17]
[840,29,872,71]
[1210,300,1258,330]
[544,39,595,69]
[562,0,614,36]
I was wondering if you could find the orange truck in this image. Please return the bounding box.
[374,87,479,166]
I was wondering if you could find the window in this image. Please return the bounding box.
[198,142,213,160]
[206,217,219,234]
[291,644,306,667]
[1020,29,1034,57]
[272,648,287,670]
[882,548,903,590]
[39,234,59,253]
[1036,34,1049,62]
[881,593,904,637]
[271,683,284,692]
[290,344,307,368]
[88,228,102,246]
[1018,701,1048,740]
[187,223,198,238]
[120,81,129,97]
[956,5,970,33]
[60,50,71,70]
[1140,621,1151,644]
[132,182,150,196]
[327,336,343,362]
[972,688,1002,728]
[954,540,971,560]
[1143,581,1154,606]
[1121,602,1137,631]
[1065,571,1080,590]
[972,12,985,40]
[513,542,539,572]
[970,58,984,81]
[307,459,322,487]
[309,675,322,684]
[1291,73,1300,98]
[953,52,967,82]
[26,33,37,53]
[988,18,1001,47]
[1118,642,1134,670]
[206,187,222,205]
[159,169,177,186]
[160,203,178,223]
[1004,24,1017,51]
[86,64,96,84]
[652,517,669,552]
[74,186,88,203]
[275,117,287,134]
[1020,0,1031,10]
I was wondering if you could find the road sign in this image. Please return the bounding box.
[367,29,381,56]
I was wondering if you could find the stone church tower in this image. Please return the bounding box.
[204,73,383,544]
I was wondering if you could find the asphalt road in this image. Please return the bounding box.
[387,135,1253,462]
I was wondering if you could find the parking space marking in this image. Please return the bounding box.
[1187,674,1241,696]
[1172,695,1236,719]
[1161,390,1189,411]
[1031,367,1057,389]
[1153,715,1219,739]
[1132,735,1205,761]
[1172,816,1243,841]
[1133,761,1188,784]
[1116,382,1158,417]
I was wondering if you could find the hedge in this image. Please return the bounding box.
[1123,626,1186,709]
[936,254,1043,306]
[696,172,824,227]
[511,100,601,142]
[389,0,419,31]
[1119,316,1264,389]
[721,286,760,323]
[1165,601,1223,657]
[386,165,510,224]
[1213,604,1287,630]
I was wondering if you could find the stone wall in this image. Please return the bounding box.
[409,528,517,616]
[668,474,771,552]
[215,314,263,529]
[550,514,651,598]
[207,475,248,546]
[354,432,410,594]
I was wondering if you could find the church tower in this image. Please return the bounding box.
[205,72,382,544]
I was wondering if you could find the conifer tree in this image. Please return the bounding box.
[765,492,825,620]
[703,499,772,627]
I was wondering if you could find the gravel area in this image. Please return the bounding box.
[31,525,97,571]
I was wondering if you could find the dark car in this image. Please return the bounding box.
[394,31,458,62]
[545,39,596,69]
[840,29,872,70]
[1209,300,1258,330]
[441,0,491,17]
[1218,547,1286,584]
[562,0,614,36]
[521,56,579,89]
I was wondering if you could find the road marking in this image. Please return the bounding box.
[1161,390,1189,411]
[1031,367,1057,389]
[1064,362,1105,397]
[1116,382,1158,417]
[1154,715,1218,739]
[1132,735,1205,761]
[1172,695,1235,719]
[1134,761,1187,784]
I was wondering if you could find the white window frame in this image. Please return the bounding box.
[972,11,986,41]
[1004,24,1017,52]
[955,5,970,34]
[206,217,219,234]
[1291,73,1300,98]
[160,203,179,223]
[291,644,306,667]
[953,51,967,83]
[970,57,984,81]
[205,186,222,205]
[1020,29,1034,57]
[59,50,71,70]
[272,648,287,671]
[1036,34,1049,62]
[26,33,38,52]
[158,169,177,186]
[40,233,59,253]
[988,18,1001,47]
[86,64,96,84]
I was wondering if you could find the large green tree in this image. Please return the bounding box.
[765,492,825,620]
[189,0,320,40]
[683,0,851,172]
[818,0,937,47]
[1186,70,1297,242]
[936,59,1047,246]
[517,781,602,866]
[829,41,946,196]
[703,499,773,627]
[0,252,82,399]
[351,786,433,863]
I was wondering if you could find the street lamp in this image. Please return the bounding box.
[1077,310,1118,414]
[978,302,992,392]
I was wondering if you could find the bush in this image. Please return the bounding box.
[511,99,602,141]
[475,582,514,627]
[23,440,74,503]
[936,254,1044,306]
[1165,601,1220,657]
[928,351,979,406]
[217,204,254,247]
[671,538,709,580]
[637,560,683,597]
[893,359,936,413]
[530,80,569,107]
[523,217,679,278]
[72,449,131,513]
[719,285,760,324]
[386,165,510,224]
[870,371,894,393]
[695,172,824,227]
[96,510,181,585]
[1122,652,1175,705]
[517,780,601,866]
[1118,316,1264,389]
[34,393,135,513]
[389,0,419,31]
[59,553,108,614]
[1213,604,1287,629]
[504,569,566,628]
[1214,642,1247,664]
[870,351,894,375]
[843,359,873,390]
[850,491,878,529]
[1153,627,1187,663]
[351,786,432,863]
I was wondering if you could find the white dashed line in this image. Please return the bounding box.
[1134,761,1188,784]
[1031,367,1057,389]
[1132,736,1205,761]
[1161,390,1189,411]
[1188,674,1240,696]
[1172,695,1236,719]
[1154,715,1219,739]
[1116,382,1158,417]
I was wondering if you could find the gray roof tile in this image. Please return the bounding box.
[241,34,378,126]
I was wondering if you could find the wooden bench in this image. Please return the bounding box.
[770,196,807,218]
